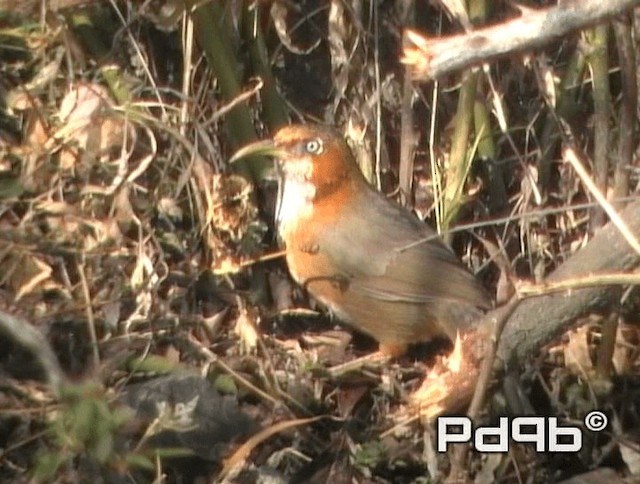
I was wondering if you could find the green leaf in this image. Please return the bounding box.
[33,451,66,480]
[127,355,179,374]
[0,178,25,198]
[124,452,155,471]
[151,447,194,459]
[212,373,238,395]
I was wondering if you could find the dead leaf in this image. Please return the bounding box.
[612,323,639,375]
[52,83,125,169]
[209,173,257,241]
[14,256,53,301]
[234,308,259,353]
[336,385,368,418]
[140,0,184,32]
[564,326,594,378]
[270,1,321,55]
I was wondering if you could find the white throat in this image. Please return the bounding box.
[276,159,316,238]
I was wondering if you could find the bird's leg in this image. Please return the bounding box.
[379,342,409,358]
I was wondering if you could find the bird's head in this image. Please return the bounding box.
[229,124,362,198]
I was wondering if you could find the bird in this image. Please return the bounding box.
[230,124,491,356]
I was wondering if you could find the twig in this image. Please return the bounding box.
[184,334,281,407]
[517,272,640,296]
[77,256,100,368]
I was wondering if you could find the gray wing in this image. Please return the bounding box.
[316,186,491,311]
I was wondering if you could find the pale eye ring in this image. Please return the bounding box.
[305,138,323,154]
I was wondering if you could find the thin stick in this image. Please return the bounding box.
[77,256,100,367]
[448,296,521,475]
[563,147,640,257]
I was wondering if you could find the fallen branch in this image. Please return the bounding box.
[402,0,640,81]
[495,200,640,366]
[411,197,640,418]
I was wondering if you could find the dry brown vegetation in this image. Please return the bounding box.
[1,1,640,482]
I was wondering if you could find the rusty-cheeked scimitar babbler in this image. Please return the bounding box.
[230,124,491,356]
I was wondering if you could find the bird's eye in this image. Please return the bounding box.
[305,138,323,155]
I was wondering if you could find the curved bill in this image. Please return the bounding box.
[228,139,287,164]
